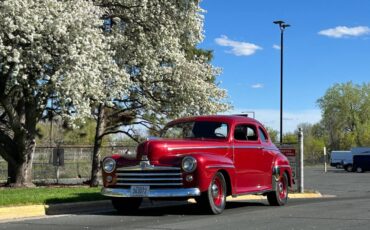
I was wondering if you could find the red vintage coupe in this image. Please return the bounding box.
[101,115,293,214]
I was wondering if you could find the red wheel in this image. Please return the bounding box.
[267,173,288,206]
[197,172,227,214]
[211,174,224,207]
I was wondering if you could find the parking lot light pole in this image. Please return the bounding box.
[273,20,290,145]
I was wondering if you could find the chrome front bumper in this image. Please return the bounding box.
[102,187,201,198]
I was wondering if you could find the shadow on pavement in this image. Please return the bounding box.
[99,201,267,217]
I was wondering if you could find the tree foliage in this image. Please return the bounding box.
[0,0,230,186]
[99,0,229,119]
[298,123,326,164]
[317,82,370,150]
[0,0,127,186]
[265,127,278,144]
[282,132,298,144]
[88,0,230,186]
[36,119,98,145]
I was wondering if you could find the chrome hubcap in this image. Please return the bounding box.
[279,182,284,192]
[211,183,219,198]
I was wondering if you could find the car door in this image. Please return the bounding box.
[233,123,265,193]
[258,126,275,188]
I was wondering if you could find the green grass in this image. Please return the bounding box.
[0,186,108,207]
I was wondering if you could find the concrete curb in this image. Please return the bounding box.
[187,192,325,203]
[0,192,328,222]
[228,192,324,201]
[0,200,113,222]
[0,205,46,221]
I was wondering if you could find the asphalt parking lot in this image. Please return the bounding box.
[1,166,370,230]
[304,165,370,198]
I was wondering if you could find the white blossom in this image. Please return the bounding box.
[102,0,230,120]
[0,0,129,122]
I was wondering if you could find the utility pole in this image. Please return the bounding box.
[298,128,304,193]
[324,146,327,173]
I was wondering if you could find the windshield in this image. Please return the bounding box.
[161,121,229,139]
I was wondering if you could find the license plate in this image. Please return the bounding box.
[130,186,150,197]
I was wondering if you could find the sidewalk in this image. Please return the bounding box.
[0,192,325,222]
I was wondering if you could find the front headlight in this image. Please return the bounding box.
[103,158,116,173]
[182,156,197,173]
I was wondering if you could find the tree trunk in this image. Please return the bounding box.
[6,138,36,187]
[90,104,106,187]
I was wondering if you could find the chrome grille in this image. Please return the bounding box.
[115,166,183,188]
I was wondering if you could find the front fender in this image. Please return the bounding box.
[185,153,236,193]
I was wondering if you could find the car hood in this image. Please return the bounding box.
[134,138,229,165]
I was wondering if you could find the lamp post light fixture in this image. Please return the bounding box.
[273,20,290,145]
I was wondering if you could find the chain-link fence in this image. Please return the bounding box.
[0,143,327,184]
[0,145,137,184]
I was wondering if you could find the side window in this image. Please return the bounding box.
[234,124,257,141]
[258,127,268,142]
[214,123,228,138]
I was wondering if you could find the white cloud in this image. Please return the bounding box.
[251,83,264,89]
[223,108,322,133]
[215,35,262,56]
[273,44,281,50]
[318,26,370,38]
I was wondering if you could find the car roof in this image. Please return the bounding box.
[167,115,263,127]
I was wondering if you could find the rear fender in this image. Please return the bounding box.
[272,165,294,187]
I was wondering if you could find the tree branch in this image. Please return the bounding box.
[101,129,140,143]
[96,2,143,10]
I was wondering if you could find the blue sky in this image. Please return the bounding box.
[199,0,370,133]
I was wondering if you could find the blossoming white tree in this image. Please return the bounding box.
[0,0,230,187]
[106,0,228,114]
[0,0,128,187]
[88,0,230,186]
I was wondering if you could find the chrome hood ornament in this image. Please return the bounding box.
[140,155,151,169]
